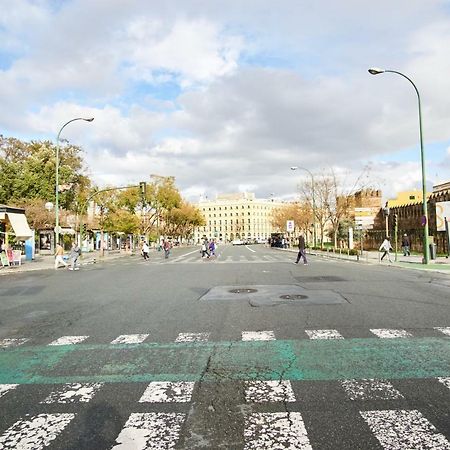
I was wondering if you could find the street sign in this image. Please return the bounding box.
[421,215,427,227]
[286,220,295,232]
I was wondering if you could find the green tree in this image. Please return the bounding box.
[0,136,90,226]
[164,202,205,240]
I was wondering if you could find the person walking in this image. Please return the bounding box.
[401,234,411,256]
[201,239,210,258]
[163,240,171,259]
[209,240,216,257]
[141,241,150,260]
[294,235,308,265]
[379,236,393,263]
[68,242,81,270]
[54,243,69,269]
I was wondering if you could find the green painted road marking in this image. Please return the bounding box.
[0,338,449,384]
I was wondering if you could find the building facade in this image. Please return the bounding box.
[365,182,450,254]
[194,192,285,243]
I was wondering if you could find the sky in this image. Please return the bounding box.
[1,0,450,203]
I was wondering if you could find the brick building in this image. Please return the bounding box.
[365,182,450,254]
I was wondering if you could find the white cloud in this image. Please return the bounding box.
[123,18,243,86]
[1,0,450,204]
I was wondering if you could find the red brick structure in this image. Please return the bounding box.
[365,183,450,254]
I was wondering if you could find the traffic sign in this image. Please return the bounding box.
[286,220,295,232]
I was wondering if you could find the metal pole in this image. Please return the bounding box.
[445,217,449,258]
[311,174,317,248]
[394,219,398,262]
[55,132,60,247]
[369,69,430,264]
[55,117,94,247]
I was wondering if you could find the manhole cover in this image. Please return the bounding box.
[279,294,308,300]
[229,288,258,294]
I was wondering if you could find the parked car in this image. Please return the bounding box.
[232,239,244,245]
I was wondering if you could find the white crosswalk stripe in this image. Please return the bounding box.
[0,338,29,348]
[111,412,185,449]
[111,334,149,344]
[244,412,313,450]
[175,332,209,342]
[242,330,276,341]
[305,329,344,339]
[139,381,195,403]
[341,379,403,400]
[0,384,18,399]
[370,328,413,338]
[438,377,450,390]
[41,383,104,404]
[360,409,450,449]
[48,336,89,346]
[245,380,296,403]
[0,413,75,450]
[435,327,450,337]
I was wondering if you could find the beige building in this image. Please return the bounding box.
[387,189,429,207]
[194,192,285,243]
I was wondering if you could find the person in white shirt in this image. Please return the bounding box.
[141,241,150,260]
[379,237,393,263]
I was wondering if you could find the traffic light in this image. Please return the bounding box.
[82,224,87,234]
[139,181,147,198]
[394,214,398,228]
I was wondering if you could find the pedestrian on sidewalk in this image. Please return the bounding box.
[141,241,150,260]
[294,235,308,265]
[379,236,393,263]
[401,234,411,256]
[68,242,81,270]
[54,243,69,269]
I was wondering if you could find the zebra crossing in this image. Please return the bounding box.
[2,326,449,348]
[1,327,449,448]
[130,251,294,265]
[1,377,449,448]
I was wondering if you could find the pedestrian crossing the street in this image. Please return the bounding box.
[1,327,449,449]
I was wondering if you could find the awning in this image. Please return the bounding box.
[7,212,33,240]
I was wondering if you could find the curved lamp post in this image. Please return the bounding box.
[368,67,430,264]
[55,117,94,247]
[291,166,316,247]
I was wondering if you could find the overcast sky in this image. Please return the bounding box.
[1,0,450,202]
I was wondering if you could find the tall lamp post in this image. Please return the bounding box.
[368,67,430,264]
[291,166,316,248]
[55,117,94,247]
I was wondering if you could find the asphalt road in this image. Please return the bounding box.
[0,244,449,449]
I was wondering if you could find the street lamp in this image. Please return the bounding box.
[368,67,430,264]
[55,117,94,247]
[291,166,316,247]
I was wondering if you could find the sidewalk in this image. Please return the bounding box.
[0,249,134,276]
[280,247,450,274]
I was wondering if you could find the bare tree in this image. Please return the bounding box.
[297,166,372,247]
